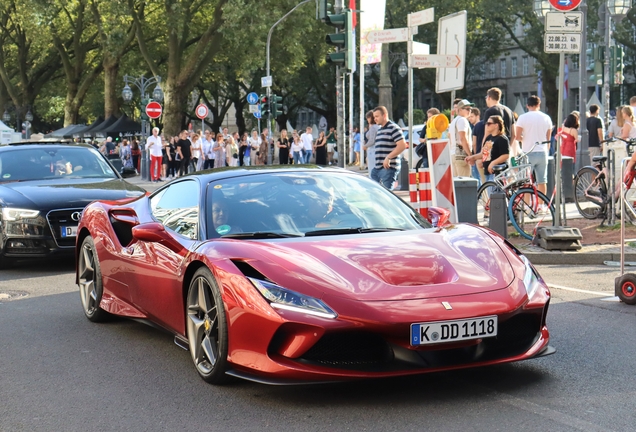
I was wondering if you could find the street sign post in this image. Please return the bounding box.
[145,101,162,119]
[545,11,583,33]
[411,54,461,69]
[436,11,467,94]
[544,33,581,53]
[246,92,259,105]
[248,104,260,113]
[365,28,409,44]
[548,0,582,12]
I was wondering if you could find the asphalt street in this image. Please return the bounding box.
[0,261,634,432]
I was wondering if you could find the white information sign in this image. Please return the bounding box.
[436,11,467,93]
[408,8,434,28]
[411,54,461,69]
[365,28,409,44]
[248,104,259,113]
[544,33,582,53]
[413,42,430,55]
[545,12,583,33]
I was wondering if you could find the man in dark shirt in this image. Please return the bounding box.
[471,113,486,187]
[176,130,192,176]
[483,87,515,143]
[587,104,604,158]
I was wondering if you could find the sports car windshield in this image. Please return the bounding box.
[0,147,117,182]
[207,172,431,238]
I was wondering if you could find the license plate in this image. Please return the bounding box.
[411,316,498,346]
[61,226,78,238]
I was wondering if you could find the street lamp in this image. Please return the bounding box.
[608,0,632,20]
[122,75,163,180]
[398,60,408,78]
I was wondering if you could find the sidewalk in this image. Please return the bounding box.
[126,165,633,266]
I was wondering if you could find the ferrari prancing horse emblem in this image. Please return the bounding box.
[442,302,452,310]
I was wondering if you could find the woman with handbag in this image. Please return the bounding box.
[225,135,240,167]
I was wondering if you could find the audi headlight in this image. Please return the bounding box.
[2,208,40,221]
[249,278,337,319]
[521,256,541,299]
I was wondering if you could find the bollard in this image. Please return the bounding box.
[454,177,478,223]
[489,191,507,239]
[396,157,410,191]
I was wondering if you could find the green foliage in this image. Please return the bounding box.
[405,109,425,126]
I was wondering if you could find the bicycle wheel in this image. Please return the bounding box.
[476,181,500,226]
[507,187,555,240]
[574,167,606,219]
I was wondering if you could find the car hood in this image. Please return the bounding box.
[214,225,516,302]
[0,178,146,211]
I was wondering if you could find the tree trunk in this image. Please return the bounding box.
[103,59,120,118]
[542,67,558,125]
[163,82,187,137]
[64,83,80,126]
[234,100,246,135]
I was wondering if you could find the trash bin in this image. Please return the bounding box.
[454,177,478,224]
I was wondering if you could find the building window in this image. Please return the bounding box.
[522,57,529,75]
[500,59,506,78]
[490,61,496,79]
[511,58,517,77]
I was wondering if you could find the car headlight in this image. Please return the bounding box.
[1,208,40,221]
[249,278,337,319]
[521,256,541,299]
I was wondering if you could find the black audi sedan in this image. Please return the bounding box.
[0,141,145,267]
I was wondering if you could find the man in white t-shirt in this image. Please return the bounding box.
[449,99,473,177]
[300,126,314,163]
[147,127,163,182]
[515,95,553,196]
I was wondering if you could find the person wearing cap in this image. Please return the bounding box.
[449,99,474,177]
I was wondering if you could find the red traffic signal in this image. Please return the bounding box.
[260,95,268,104]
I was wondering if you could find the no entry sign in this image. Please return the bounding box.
[549,0,581,12]
[145,101,162,119]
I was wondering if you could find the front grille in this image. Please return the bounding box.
[5,238,48,254]
[47,208,83,247]
[300,332,394,369]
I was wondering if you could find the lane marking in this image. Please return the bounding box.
[547,284,610,297]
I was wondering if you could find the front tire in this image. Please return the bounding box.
[186,267,230,384]
[78,236,110,322]
[507,188,555,240]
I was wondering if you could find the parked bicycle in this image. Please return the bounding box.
[573,137,636,221]
[476,141,556,240]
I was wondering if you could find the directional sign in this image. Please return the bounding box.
[145,101,162,119]
[253,110,261,119]
[412,54,461,69]
[549,0,581,12]
[248,104,260,114]
[366,28,409,44]
[195,104,209,119]
[408,7,434,27]
[261,76,272,88]
[436,11,467,93]
[413,41,430,55]
[544,33,581,53]
[545,11,583,33]
[246,92,259,105]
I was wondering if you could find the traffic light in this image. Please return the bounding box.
[610,46,624,85]
[318,0,331,21]
[592,46,604,86]
[260,95,270,116]
[325,10,355,71]
[271,95,283,118]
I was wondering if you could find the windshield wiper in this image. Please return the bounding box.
[303,227,405,237]
[221,231,302,239]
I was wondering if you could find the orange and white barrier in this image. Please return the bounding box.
[428,139,458,223]
[409,169,432,216]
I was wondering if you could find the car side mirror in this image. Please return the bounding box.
[427,207,451,228]
[132,222,183,252]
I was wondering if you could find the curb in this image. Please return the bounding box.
[516,245,636,266]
